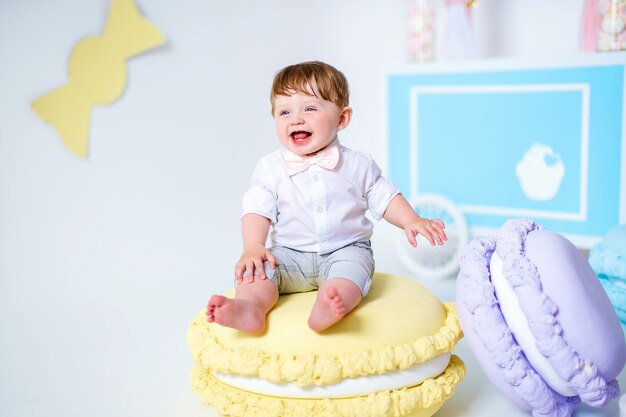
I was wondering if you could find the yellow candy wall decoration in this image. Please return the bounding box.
[32,0,165,157]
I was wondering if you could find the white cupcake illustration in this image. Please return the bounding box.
[515,143,565,201]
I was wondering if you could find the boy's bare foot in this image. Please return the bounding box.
[206,295,266,334]
[308,285,347,332]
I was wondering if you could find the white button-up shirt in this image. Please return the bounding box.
[241,144,399,254]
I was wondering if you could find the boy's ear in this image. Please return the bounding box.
[338,106,353,130]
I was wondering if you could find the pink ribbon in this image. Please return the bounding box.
[283,145,340,176]
[580,0,600,51]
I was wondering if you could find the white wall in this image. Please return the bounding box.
[0,1,606,416]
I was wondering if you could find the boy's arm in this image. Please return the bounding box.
[383,194,447,247]
[234,213,276,283]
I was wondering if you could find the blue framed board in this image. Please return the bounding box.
[387,55,626,247]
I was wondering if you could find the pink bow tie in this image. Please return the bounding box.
[283,145,340,176]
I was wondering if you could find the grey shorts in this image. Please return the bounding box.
[242,241,374,296]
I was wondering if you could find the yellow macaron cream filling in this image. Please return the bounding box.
[190,355,465,417]
[212,352,451,398]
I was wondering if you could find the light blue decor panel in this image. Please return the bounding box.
[388,61,626,245]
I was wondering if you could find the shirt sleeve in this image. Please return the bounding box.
[241,158,278,223]
[364,157,400,220]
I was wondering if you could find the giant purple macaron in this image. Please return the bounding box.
[456,218,626,417]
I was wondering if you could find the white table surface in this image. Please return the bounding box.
[2,228,624,417]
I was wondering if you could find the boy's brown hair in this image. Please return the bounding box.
[270,61,350,115]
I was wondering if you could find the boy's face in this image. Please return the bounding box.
[273,81,351,157]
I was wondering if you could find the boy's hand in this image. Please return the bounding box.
[404,218,447,247]
[234,243,276,284]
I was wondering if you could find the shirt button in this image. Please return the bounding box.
[316,206,324,213]
[312,174,319,181]
[320,236,327,242]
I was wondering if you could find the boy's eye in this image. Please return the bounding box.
[305,106,316,111]
[279,110,289,116]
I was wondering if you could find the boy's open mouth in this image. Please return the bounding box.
[290,131,312,143]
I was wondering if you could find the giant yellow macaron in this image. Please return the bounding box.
[187,273,465,417]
